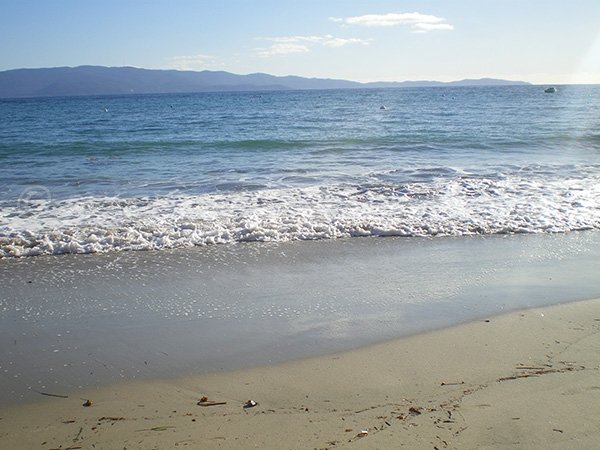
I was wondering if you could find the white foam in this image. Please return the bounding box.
[1,175,599,257]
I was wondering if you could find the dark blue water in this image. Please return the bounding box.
[1,86,599,256]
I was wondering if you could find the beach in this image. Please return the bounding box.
[1,233,599,404]
[1,231,600,448]
[1,297,599,449]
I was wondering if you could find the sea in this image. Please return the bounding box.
[2,85,600,403]
[1,85,599,258]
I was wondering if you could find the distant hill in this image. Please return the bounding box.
[0,66,530,98]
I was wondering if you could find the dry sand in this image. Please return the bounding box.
[1,298,600,449]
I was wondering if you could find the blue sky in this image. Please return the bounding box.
[2,0,599,83]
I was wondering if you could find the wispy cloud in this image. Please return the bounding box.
[167,54,221,70]
[330,12,453,33]
[322,37,369,48]
[256,43,310,57]
[255,35,370,57]
[412,23,454,33]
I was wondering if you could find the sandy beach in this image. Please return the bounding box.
[2,233,600,405]
[1,297,600,449]
[1,233,599,449]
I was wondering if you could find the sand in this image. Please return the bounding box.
[3,232,600,407]
[1,298,600,449]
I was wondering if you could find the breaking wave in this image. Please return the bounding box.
[2,175,599,257]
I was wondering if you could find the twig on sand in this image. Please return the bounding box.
[197,396,228,407]
[136,426,176,432]
[497,374,536,381]
[197,401,227,407]
[35,391,68,398]
[498,366,577,382]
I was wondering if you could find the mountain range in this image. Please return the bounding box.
[0,65,530,98]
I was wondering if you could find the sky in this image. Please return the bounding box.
[1,0,600,84]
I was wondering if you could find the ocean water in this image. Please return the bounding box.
[1,85,599,257]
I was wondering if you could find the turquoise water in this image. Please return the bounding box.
[1,86,599,256]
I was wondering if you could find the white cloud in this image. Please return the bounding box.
[256,43,310,57]
[331,12,453,33]
[270,36,325,44]
[412,23,455,33]
[322,36,369,48]
[255,35,369,57]
[167,54,221,70]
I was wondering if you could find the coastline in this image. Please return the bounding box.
[1,232,600,407]
[1,297,600,449]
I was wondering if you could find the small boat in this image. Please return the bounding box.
[544,87,557,93]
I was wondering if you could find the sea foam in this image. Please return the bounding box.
[1,175,599,257]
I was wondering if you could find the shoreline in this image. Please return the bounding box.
[1,232,600,406]
[1,297,600,449]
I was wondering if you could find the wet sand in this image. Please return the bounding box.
[1,232,600,405]
[1,298,600,449]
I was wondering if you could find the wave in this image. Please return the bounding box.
[1,175,599,258]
